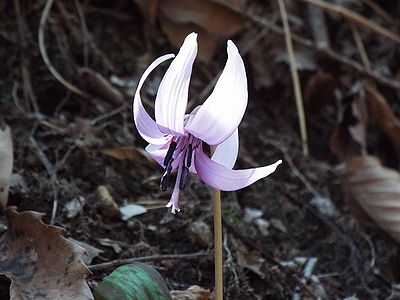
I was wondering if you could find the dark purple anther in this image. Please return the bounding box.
[163,141,177,166]
[179,166,189,190]
[186,144,193,167]
[160,159,173,191]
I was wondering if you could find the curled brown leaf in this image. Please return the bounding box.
[0,207,93,300]
[336,156,400,243]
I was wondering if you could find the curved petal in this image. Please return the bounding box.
[145,143,168,167]
[155,32,198,136]
[133,54,175,145]
[211,128,239,169]
[185,40,247,145]
[194,146,282,191]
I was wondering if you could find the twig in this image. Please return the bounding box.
[307,3,330,48]
[89,252,211,272]
[39,0,91,99]
[361,0,395,25]
[223,3,400,91]
[13,0,39,112]
[300,0,400,45]
[29,136,59,224]
[74,0,89,67]
[277,0,308,156]
[221,216,284,271]
[351,25,371,71]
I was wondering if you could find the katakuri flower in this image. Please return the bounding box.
[133,32,282,214]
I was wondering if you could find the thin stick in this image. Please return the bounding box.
[277,0,309,156]
[351,25,371,71]
[210,146,223,300]
[300,0,400,45]
[219,1,400,92]
[89,252,211,272]
[39,0,91,99]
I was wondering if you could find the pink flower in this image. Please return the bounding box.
[133,33,282,214]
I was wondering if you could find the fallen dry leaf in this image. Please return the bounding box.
[0,122,13,210]
[99,146,157,167]
[336,156,400,242]
[135,0,245,61]
[170,285,212,300]
[330,84,368,161]
[304,71,336,109]
[0,207,93,300]
[364,82,400,158]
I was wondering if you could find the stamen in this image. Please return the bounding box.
[160,159,173,191]
[186,144,193,167]
[163,141,177,166]
[179,166,189,190]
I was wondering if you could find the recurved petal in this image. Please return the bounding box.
[155,32,198,136]
[195,146,282,191]
[185,40,247,145]
[145,143,168,167]
[133,54,174,145]
[211,128,239,169]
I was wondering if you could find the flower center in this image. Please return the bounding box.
[160,134,200,192]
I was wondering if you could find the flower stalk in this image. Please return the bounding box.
[211,146,223,300]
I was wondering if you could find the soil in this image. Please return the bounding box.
[1,0,400,299]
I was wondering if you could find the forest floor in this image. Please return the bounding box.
[1,0,400,299]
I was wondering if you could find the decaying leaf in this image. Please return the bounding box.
[99,147,157,167]
[330,83,368,160]
[170,285,212,300]
[336,156,400,243]
[0,122,13,210]
[135,0,245,61]
[364,82,400,158]
[304,71,336,109]
[0,207,93,300]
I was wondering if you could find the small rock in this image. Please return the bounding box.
[120,204,147,221]
[97,185,120,218]
[243,207,263,223]
[65,196,85,219]
[190,221,212,247]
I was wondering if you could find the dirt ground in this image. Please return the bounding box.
[1,0,400,299]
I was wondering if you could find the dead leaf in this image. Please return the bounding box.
[159,18,217,62]
[336,156,400,243]
[0,122,13,210]
[304,71,336,109]
[170,285,212,300]
[67,118,103,146]
[135,0,245,61]
[69,239,103,265]
[364,82,400,158]
[330,84,368,160]
[99,147,157,167]
[158,0,245,38]
[0,207,93,300]
[97,238,123,254]
[236,250,267,279]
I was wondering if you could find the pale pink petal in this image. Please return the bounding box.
[145,143,168,167]
[133,54,174,145]
[185,40,247,145]
[194,146,282,191]
[211,128,238,169]
[155,33,198,136]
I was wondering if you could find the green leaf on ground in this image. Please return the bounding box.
[94,263,172,300]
